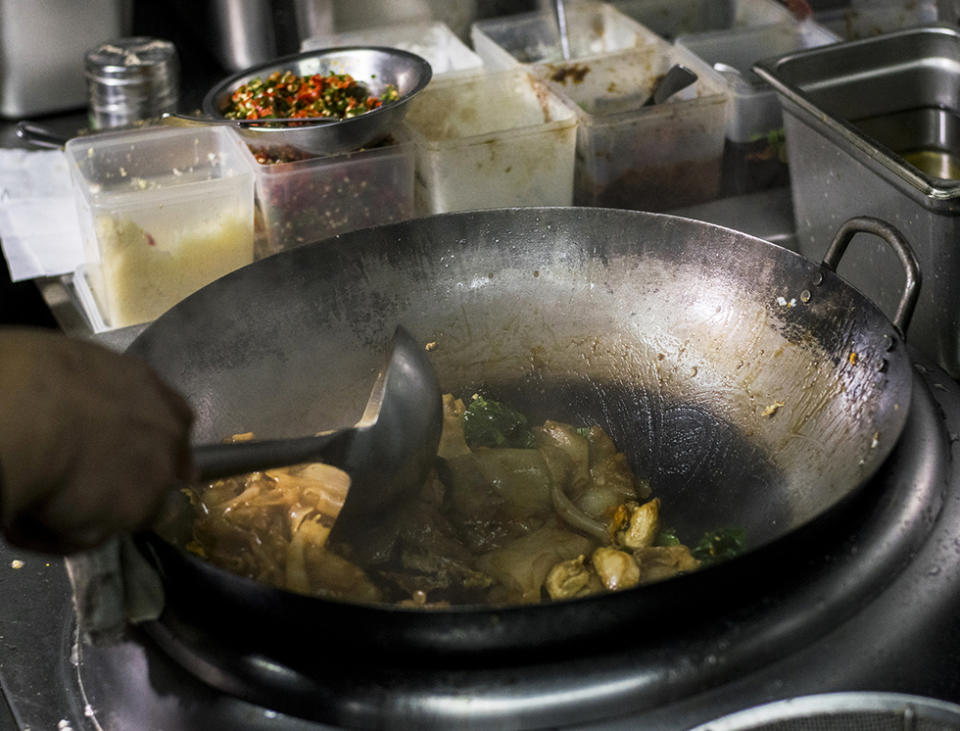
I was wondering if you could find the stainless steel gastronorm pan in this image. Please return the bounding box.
[754,25,960,377]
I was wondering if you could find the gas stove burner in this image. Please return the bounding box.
[3,358,960,730]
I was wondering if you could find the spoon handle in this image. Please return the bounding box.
[15,121,69,149]
[193,430,355,481]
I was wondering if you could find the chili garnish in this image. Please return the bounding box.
[224,70,400,121]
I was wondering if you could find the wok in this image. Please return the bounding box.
[128,207,918,667]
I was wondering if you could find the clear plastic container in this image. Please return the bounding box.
[612,0,794,41]
[677,20,840,195]
[244,134,416,257]
[65,125,255,329]
[532,46,728,211]
[470,0,663,70]
[678,20,839,143]
[300,20,484,80]
[400,68,578,214]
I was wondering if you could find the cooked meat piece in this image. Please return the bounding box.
[544,554,604,600]
[612,498,661,550]
[591,546,641,591]
[634,545,700,584]
[476,521,594,603]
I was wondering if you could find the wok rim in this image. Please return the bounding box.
[130,206,916,621]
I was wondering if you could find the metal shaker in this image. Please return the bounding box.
[85,36,179,129]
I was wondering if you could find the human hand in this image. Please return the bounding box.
[0,328,194,553]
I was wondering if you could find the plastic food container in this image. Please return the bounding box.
[400,68,578,214]
[532,46,728,211]
[470,1,663,70]
[677,19,839,195]
[301,20,484,80]
[611,0,793,41]
[65,125,255,329]
[245,135,416,257]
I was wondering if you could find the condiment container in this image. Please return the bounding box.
[301,20,484,80]
[85,36,179,130]
[64,126,255,329]
[399,68,578,215]
[532,46,728,211]
[243,134,415,258]
[470,1,663,70]
[676,19,839,195]
[754,25,960,378]
[611,0,793,42]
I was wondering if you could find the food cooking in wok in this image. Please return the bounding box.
[183,393,744,608]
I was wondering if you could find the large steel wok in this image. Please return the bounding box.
[128,207,918,669]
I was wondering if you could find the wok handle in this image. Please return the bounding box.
[821,216,921,337]
[192,430,354,482]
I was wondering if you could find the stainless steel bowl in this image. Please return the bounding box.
[201,46,432,156]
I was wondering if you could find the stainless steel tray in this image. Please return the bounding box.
[755,25,960,378]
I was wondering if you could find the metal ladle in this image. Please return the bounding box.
[191,325,443,531]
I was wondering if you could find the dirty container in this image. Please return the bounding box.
[65,125,255,329]
[533,46,728,211]
[301,20,484,80]
[470,0,663,70]
[400,68,578,215]
[244,134,415,258]
[677,19,840,195]
[754,25,960,378]
[612,0,793,42]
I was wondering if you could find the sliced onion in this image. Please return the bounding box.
[549,479,608,541]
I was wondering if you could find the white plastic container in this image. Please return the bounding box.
[400,68,578,214]
[245,135,416,257]
[470,1,663,70]
[301,20,484,80]
[532,46,728,211]
[65,125,255,329]
[678,20,839,143]
[612,0,793,41]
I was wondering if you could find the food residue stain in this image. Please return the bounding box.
[762,401,784,417]
[551,64,590,84]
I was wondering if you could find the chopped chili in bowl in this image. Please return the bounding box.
[224,70,400,121]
